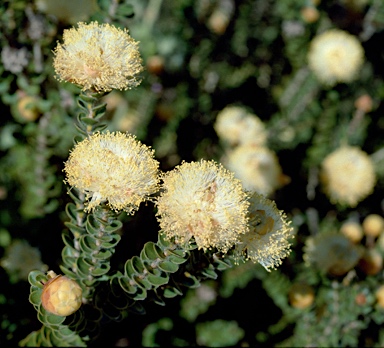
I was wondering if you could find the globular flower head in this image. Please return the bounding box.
[214,106,267,147]
[234,192,294,271]
[303,231,362,276]
[64,131,160,214]
[223,144,289,196]
[308,29,364,86]
[53,21,143,92]
[156,160,249,253]
[320,145,376,207]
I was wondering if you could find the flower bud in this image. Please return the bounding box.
[340,220,363,244]
[288,283,315,309]
[41,271,83,316]
[17,95,40,122]
[358,249,383,276]
[375,285,384,308]
[301,6,320,23]
[362,214,384,238]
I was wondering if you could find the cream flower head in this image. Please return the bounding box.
[234,192,294,271]
[223,144,289,196]
[214,106,267,147]
[64,131,160,213]
[320,145,376,207]
[156,160,250,253]
[53,21,143,92]
[308,29,364,86]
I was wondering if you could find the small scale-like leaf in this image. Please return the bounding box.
[65,222,86,235]
[118,277,137,294]
[29,289,42,307]
[76,257,93,277]
[124,259,137,278]
[214,258,233,271]
[28,270,47,288]
[92,123,108,132]
[79,116,99,126]
[92,249,113,259]
[131,256,145,274]
[133,286,147,300]
[179,273,200,288]
[158,260,179,273]
[45,312,66,325]
[90,263,110,276]
[133,275,152,290]
[201,268,218,279]
[62,232,75,249]
[103,220,123,233]
[163,287,183,298]
[100,234,121,248]
[147,273,169,287]
[85,216,101,235]
[142,242,159,260]
[65,203,80,222]
[59,265,78,279]
[129,302,146,315]
[167,254,187,264]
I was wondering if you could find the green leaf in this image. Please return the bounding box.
[65,202,80,222]
[133,286,147,300]
[201,268,218,279]
[76,257,93,277]
[116,3,134,17]
[131,256,145,273]
[143,242,161,260]
[133,275,152,290]
[92,249,113,259]
[92,124,108,132]
[147,273,169,287]
[62,232,75,249]
[100,234,121,248]
[90,264,110,276]
[118,276,137,294]
[163,287,183,298]
[179,273,200,288]
[45,313,66,325]
[29,289,42,307]
[167,254,187,264]
[125,259,137,277]
[59,266,78,279]
[65,222,86,235]
[158,260,179,273]
[103,220,123,233]
[78,116,99,126]
[28,271,47,288]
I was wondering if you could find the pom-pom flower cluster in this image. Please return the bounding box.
[224,144,288,196]
[234,192,294,271]
[320,145,376,207]
[214,105,267,147]
[156,160,250,253]
[308,29,364,86]
[53,21,143,92]
[64,131,160,214]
